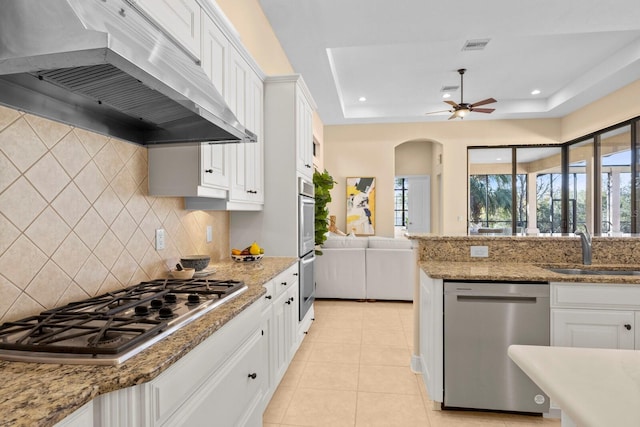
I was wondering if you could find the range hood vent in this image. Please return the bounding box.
[0,0,256,145]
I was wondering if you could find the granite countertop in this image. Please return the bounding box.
[419,261,640,284]
[0,257,296,427]
[509,345,640,427]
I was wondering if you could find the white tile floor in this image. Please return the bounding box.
[264,299,561,427]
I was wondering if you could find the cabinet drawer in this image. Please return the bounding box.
[148,301,261,424]
[167,328,267,427]
[274,264,298,298]
[551,283,640,310]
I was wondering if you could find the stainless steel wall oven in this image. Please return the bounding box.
[298,178,315,320]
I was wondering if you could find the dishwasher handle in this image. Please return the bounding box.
[456,295,538,303]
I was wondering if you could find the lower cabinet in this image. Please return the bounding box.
[57,265,307,427]
[418,270,444,403]
[551,282,640,350]
[90,299,266,427]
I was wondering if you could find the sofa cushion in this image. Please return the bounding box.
[322,236,369,248]
[367,236,413,249]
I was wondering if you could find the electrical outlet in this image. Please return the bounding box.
[206,226,213,243]
[470,245,489,258]
[155,228,165,250]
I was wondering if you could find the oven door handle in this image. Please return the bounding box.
[301,253,316,264]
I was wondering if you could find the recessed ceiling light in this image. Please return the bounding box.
[442,93,451,99]
[531,89,541,95]
[358,96,367,102]
[496,157,502,161]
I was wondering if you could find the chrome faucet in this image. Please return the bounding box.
[574,227,592,265]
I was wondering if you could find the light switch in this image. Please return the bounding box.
[206,226,213,243]
[155,228,165,250]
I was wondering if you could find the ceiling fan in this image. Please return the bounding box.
[426,68,496,120]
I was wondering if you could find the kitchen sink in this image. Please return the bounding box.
[546,267,640,276]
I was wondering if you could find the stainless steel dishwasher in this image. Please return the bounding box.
[444,281,550,414]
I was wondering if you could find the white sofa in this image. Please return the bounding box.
[315,235,417,301]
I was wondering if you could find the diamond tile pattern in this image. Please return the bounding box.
[0,109,230,323]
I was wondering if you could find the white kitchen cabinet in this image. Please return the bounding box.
[551,282,640,350]
[418,270,444,403]
[90,299,266,427]
[229,75,316,256]
[201,12,231,104]
[227,65,264,206]
[133,0,202,60]
[295,90,314,179]
[270,265,300,387]
[148,142,229,199]
[54,401,93,427]
[552,309,635,349]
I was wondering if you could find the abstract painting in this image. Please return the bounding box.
[346,177,375,235]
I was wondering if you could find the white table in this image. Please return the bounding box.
[508,345,640,427]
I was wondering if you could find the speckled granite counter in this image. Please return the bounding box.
[0,257,296,427]
[419,260,640,284]
[411,234,640,284]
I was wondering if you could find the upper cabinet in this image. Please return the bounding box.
[201,12,231,104]
[264,75,317,181]
[133,0,202,60]
[227,53,264,206]
[145,0,266,210]
[296,91,314,179]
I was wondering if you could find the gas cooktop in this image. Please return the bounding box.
[0,277,247,365]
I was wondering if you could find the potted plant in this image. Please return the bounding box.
[313,169,335,254]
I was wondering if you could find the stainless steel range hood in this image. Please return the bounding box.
[0,0,256,145]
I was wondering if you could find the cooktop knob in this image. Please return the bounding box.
[150,299,163,309]
[134,305,150,316]
[187,294,201,304]
[164,293,177,304]
[158,307,174,319]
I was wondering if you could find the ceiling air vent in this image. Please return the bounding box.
[462,39,490,51]
[441,85,459,92]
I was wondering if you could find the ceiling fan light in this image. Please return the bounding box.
[455,108,469,118]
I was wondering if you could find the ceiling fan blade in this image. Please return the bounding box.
[425,110,452,115]
[470,98,497,108]
[471,108,495,114]
[447,113,458,120]
[444,100,460,108]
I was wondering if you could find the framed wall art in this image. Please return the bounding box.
[346,177,375,235]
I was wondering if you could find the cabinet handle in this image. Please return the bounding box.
[204,169,213,173]
[305,164,311,168]
[293,273,298,276]
[265,295,272,300]
[285,300,291,305]
[248,373,257,379]
[281,282,287,286]
[624,324,632,330]
[289,297,295,302]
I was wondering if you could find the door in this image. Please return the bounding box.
[552,308,635,349]
[407,176,430,233]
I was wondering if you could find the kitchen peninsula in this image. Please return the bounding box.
[410,234,640,421]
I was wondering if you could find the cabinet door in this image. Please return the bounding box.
[170,328,267,427]
[552,309,635,349]
[201,13,230,103]
[295,89,313,179]
[135,0,201,59]
[419,271,444,402]
[273,290,291,385]
[201,143,229,190]
[245,72,264,203]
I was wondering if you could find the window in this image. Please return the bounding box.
[394,178,408,226]
[467,115,640,235]
[468,146,562,234]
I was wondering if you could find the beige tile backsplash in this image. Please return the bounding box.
[0,105,229,323]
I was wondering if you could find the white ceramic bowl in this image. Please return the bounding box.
[170,268,195,279]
